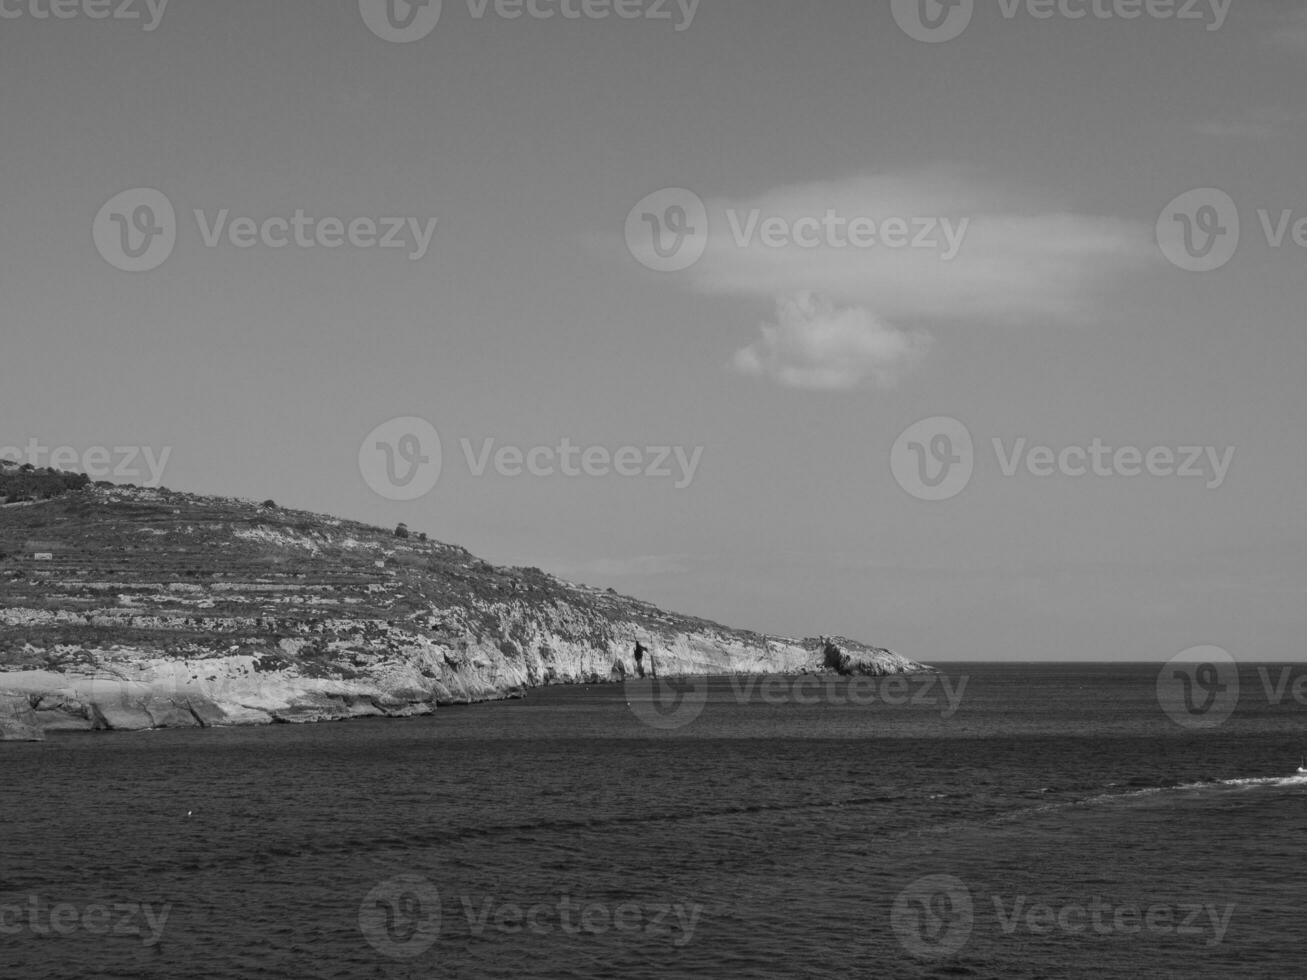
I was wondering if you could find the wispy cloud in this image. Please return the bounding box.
[628,170,1154,391]
[731,292,930,390]
[689,171,1153,324]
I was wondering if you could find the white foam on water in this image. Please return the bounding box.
[1071,773,1307,811]
[1158,774,1307,795]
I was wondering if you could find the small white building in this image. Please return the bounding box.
[34,553,53,561]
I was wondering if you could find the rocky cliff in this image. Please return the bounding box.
[0,474,926,739]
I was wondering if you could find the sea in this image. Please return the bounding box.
[2,662,1304,979]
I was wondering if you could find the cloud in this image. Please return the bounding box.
[731,292,930,390]
[689,171,1154,325]
[623,169,1154,391]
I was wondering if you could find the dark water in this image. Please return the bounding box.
[2,663,1305,979]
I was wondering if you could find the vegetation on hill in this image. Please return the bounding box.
[0,462,90,504]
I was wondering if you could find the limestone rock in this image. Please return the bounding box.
[0,692,44,741]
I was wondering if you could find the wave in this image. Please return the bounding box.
[1072,772,1307,810]
[907,771,1307,841]
[1178,773,1307,790]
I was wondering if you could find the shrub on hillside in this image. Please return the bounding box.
[0,467,89,503]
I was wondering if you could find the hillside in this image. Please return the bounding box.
[0,469,926,739]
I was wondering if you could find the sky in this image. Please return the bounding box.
[1,0,1305,661]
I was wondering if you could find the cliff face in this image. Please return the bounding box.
[0,481,926,739]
